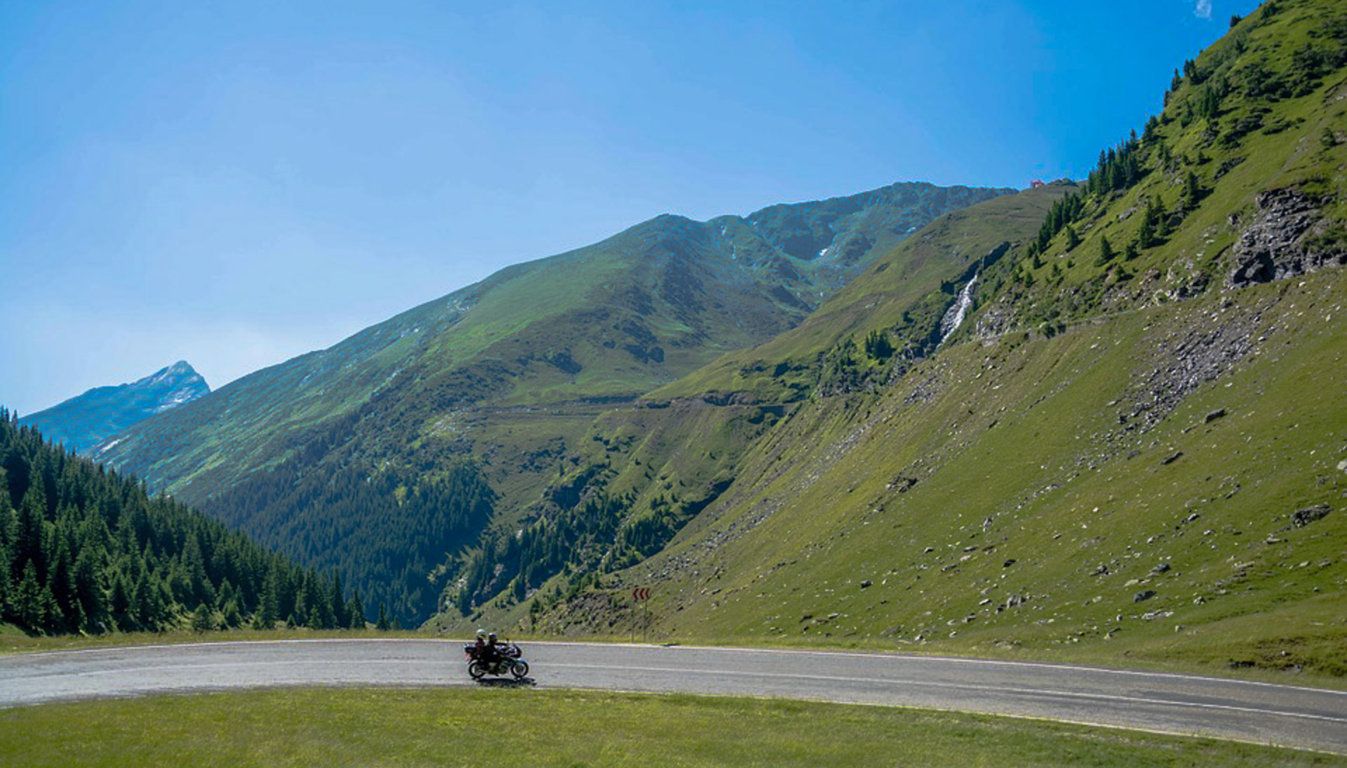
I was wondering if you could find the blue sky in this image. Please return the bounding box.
[0,0,1259,414]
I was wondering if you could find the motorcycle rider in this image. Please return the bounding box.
[483,632,501,668]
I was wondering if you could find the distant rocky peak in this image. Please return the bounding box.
[18,360,212,455]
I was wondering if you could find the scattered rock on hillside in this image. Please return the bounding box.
[887,476,918,493]
[1227,189,1347,288]
[1114,297,1272,440]
[1134,589,1157,603]
[1162,451,1184,465]
[1291,504,1331,528]
[1204,408,1227,423]
[1151,562,1171,575]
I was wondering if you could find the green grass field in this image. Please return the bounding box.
[0,687,1340,768]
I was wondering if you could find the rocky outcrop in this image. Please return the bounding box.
[1227,189,1347,288]
[1291,504,1331,528]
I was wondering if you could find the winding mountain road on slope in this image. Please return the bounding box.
[2,640,1345,754]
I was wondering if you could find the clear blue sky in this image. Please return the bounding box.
[0,0,1259,414]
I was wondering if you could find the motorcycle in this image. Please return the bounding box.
[463,640,530,680]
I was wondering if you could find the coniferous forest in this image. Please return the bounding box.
[0,410,365,636]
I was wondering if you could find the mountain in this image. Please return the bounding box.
[441,0,1347,679]
[98,182,1013,625]
[0,410,360,636]
[17,361,209,455]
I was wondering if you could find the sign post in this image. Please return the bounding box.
[632,587,651,643]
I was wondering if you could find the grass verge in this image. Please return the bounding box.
[0,687,1341,768]
[0,626,426,656]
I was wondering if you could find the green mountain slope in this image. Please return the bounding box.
[433,185,1074,618]
[447,0,1347,679]
[100,182,1010,624]
[18,362,209,455]
[657,182,1078,402]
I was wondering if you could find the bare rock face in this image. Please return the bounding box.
[1227,189,1347,288]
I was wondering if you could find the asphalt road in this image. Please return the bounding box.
[2,639,1345,754]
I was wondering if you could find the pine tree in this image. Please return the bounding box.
[346,591,366,629]
[257,569,279,629]
[1138,199,1160,248]
[182,535,213,607]
[133,569,157,630]
[48,538,76,632]
[297,571,334,629]
[191,603,215,632]
[109,574,134,632]
[14,561,45,632]
[863,330,895,361]
[0,481,14,553]
[38,580,60,633]
[376,602,391,631]
[72,550,106,633]
[216,579,236,615]
[330,573,348,629]
[15,486,46,580]
[0,538,10,621]
[1095,235,1116,266]
[1065,225,1080,250]
[221,598,243,629]
[1182,171,1203,210]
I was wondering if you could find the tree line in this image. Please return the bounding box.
[205,456,495,628]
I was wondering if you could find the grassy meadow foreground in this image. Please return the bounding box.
[1,687,1341,768]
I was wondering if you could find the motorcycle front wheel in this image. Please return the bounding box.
[468,661,486,680]
[511,660,529,679]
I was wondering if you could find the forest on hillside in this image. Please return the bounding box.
[0,410,368,636]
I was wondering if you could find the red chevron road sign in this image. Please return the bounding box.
[632,587,651,601]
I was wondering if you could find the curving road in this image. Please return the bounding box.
[2,639,1345,754]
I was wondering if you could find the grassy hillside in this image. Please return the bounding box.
[657,183,1078,402]
[448,0,1347,680]
[537,271,1344,674]
[432,186,1075,626]
[99,182,1009,624]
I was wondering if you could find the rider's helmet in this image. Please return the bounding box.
[487,632,498,643]
[476,629,487,639]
